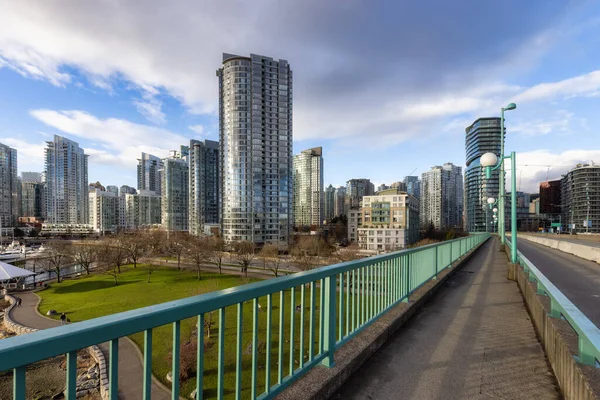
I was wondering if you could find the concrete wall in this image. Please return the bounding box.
[519,234,600,264]
[3,294,110,400]
[512,265,600,399]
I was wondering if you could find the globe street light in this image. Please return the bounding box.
[480,102,518,263]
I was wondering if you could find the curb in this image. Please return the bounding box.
[276,237,490,400]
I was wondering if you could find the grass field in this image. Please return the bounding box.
[37,265,327,399]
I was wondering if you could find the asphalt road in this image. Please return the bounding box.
[517,239,600,329]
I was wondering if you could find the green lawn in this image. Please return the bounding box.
[37,265,329,399]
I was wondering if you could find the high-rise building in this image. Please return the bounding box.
[106,185,119,195]
[464,118,502,232]
[345,179,375,213]
[292,147,324,228]
[218,53,293,247]
[89,189,119,233]
[390,181,407,192]
[137,153,163,195]
[0,142,19,227]
[161,155,189,232]
[377,184,390,192]
[124,190,162,229]
[44,135,89,224]
[21,172,43,219]
[561,163,599,234]
[189,139,220,236]
[358,188,420,251]
[420,163,463,229]
[324,184,336,222]
[539,180,562,214]
[403,176,421,199]
[120,185,137,195]
[334,186,346,217]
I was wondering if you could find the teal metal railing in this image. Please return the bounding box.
[0,234,489,400]
[507,241,600,367]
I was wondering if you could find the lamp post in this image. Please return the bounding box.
[486,197,496,233]
[480,102,518,263]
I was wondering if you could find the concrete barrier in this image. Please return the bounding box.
[519,235,600,264]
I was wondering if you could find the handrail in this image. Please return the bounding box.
[1,233,490,400]
[506,240,600,367]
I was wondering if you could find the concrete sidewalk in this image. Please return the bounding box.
[10,291,172,400]
[333,238,560,400]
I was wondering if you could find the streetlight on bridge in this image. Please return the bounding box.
[480,102,518,263]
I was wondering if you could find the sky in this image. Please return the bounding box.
[1,0,600,193]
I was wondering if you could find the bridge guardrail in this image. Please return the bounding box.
[0,233,489,400]
[507,240,600,367]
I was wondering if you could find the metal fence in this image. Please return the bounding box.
[507,241,600,366]
[0,234,489,400]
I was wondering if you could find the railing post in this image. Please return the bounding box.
[579,336,598,366]
[321,275,337,367]
[550,299,561,319]
[403,254,410,303]
[434,246,438,279]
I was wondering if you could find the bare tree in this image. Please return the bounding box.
[291,236,333,271]
[119,234,148,268]
[69,243,97,275]
[332,243,361,263]
[45,241,71,283]
[145,263,160,283]
[186,235,210,280]
[99,242,127,285]
[233,241,256,278]
[167,232,188,271]
[261,243,282,277]
[208,236,225,274]
[191,280,219,338]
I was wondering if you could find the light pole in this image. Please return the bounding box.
[498,103,517,244]
[480,103,518,263]
[487,197,497,233]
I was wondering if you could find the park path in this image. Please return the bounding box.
[10,291,173,400]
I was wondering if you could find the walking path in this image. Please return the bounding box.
[333,238,560,400]
[10,292,172,400]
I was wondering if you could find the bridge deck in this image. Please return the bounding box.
[333,238,560,400]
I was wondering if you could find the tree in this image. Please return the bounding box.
[167,232,188,271]
[119,234,148,269]
[145,263,160,283]
[291,236,332,271]
[233,241,256,278]
[208,237,225,274]
[191,280,219,338]
[69,243,97,275]
[261,243,282,277]
[332,243,361,264]
[45,241,70,283]
[186,235,210,280]
[99,243,127,285]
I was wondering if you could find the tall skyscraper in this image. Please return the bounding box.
[334,186,346,217]
[44,135,89,224]
[189,139,220,236]
[21,172,43,219]
[324,184,336,222]
[293,147,324,228]
[0,142,19,227]
[161,155,189,232]
[217,53,293,247]
[420,163,463,229]
[106,185,119,195]
[137,153,163,195]
[465,118,502,232]
[403,176,421,199]
[345,179,375,213]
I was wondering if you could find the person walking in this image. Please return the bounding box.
[16,297,22,307]
[60,313,67,325]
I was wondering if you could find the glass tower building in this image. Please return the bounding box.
[292,147,324,228]
[189,139,220,236]
[161,156,189,232]
[324,184,336,222]
[137,152,163,195]
[44,135,89,224]
[0,142,19,227]
[561,164,599,234]
[217,53,293,247]
[465,118,502,232]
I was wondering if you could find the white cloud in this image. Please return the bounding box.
[510,110,583,137]
[0,137,45,171]
[514,70,600,103]
[133,96,166,125]
[188,124,205,135]
[29,109,188,168]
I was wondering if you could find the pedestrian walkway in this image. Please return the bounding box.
[10,292,172,400]
[333,238,560,400]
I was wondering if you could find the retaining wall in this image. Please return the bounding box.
[519,235,600,264]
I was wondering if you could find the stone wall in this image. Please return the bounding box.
[2,294,110,400]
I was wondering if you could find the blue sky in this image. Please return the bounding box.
[1,0,600,192]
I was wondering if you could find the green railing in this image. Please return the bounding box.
[507,241,600,366]
[0,234,489,400]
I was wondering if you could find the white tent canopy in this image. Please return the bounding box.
[0,260,34,282]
